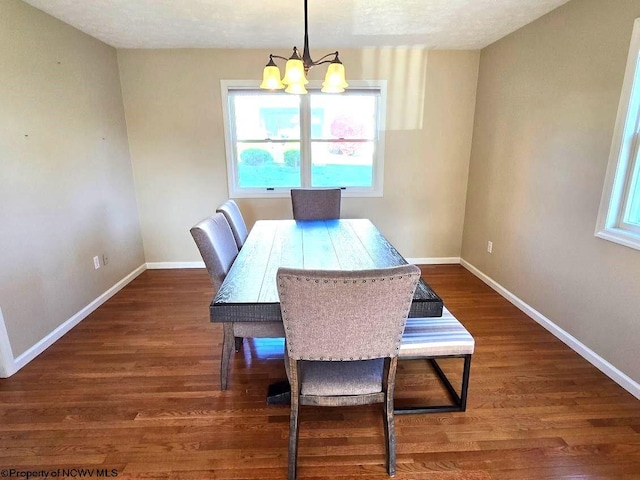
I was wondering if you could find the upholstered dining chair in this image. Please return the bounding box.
[190,213,285,390]
[216,199,248,250]
[290,188,341,220]
[276,264,421,480]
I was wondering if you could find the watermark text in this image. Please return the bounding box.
[1,468,118,479]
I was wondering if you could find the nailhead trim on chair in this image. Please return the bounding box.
[279,271,421,361]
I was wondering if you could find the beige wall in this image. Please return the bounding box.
[0,1,144,357]
[462,0,640,382]
[117,48,479,262]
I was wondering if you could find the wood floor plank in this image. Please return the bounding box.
[0,266,638,479]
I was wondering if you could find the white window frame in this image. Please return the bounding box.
[595,18,640,250]
[220,80,386,198]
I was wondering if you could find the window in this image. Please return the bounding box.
[221,81,386,197]
[596,18,640,250]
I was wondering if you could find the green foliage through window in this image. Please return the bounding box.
[284,150,300,168]
[239,148,273,166]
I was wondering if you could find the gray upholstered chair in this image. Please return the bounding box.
[276,264,421,480]
[190,213,285,390]
[216,199,248,250]
[290,188,341,220]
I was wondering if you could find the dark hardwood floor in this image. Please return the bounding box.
[1,265,639,479]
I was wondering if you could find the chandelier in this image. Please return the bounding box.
[259,0,348,94]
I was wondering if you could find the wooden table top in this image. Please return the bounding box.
[209,219,443,323]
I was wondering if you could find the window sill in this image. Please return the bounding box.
[595,227,640,251]
[229,188,384,199]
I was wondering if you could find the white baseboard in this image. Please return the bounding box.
[0,264,147,378]
[460,258,640,400]
[406,257,461,265]
[146,261,205,269]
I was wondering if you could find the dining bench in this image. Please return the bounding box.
[395,307,475,414]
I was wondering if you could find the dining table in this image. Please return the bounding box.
[209,218,444,403]
[209,218,443,324]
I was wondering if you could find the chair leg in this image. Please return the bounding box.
[288,360,301,480]
[288,396,300,480]
[220,323,235,390]
[234,336,243,352]
[384,358,397,477]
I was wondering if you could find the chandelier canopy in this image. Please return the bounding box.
[260,0,348,94]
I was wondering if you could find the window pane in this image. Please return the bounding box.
[237,141,301,188]
[310,141,374,188]
[309,94,377,140]
[624,159,640,225]
[233,93,300,140]
[308,93,377,188]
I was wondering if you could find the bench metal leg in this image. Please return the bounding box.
[394,354,472,415]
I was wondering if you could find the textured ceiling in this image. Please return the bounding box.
[22,0,570,50]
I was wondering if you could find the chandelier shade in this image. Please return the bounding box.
[282,49,308,86]
[259,57,285,90]
[285,82,309,95]
[321,60,348,93]
[260,0,347,94]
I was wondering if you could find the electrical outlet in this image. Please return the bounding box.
[93,256,100,269]
[102,253,109,266]
[487,241,493,254]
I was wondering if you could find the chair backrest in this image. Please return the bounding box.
[291,188,341,221]
[216,199,248,250]
[190,213,239,290]
[277,264,421,361]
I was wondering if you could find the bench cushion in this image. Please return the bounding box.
[400,308,475,358]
